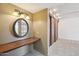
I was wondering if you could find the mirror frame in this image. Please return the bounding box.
[13,18,29,37]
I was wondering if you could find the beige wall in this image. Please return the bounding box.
[0,4,33,55]
[0,4,49,56]
[33,9,48,55]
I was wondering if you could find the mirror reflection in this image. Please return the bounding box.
[13,18,29,37]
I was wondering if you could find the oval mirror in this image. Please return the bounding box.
[13,18,29,37]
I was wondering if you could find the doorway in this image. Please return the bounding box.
[49,14,59,46]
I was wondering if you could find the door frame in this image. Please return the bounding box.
[49,12,59,46]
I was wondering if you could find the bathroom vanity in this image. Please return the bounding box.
[0,14,40,55]
[0,37,40,54]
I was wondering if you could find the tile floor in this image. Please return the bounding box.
[24,50,44,56]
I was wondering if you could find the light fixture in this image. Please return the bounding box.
[20,13,26,18]
[13,11,19,16]
[26,16,30,19]
[13,9,30,19]
[12,9,20,16]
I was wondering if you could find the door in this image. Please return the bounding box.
[49,15,54,46]
[49,15,58,46]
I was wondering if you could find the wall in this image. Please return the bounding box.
[0,4,33,56]
[33,9,48,55]
[59,17,79,41]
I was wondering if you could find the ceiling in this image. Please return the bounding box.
[13,3,79,19]
[13,3,63,13]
